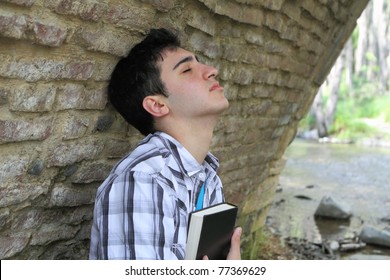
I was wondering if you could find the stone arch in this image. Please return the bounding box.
[0,0,369,259]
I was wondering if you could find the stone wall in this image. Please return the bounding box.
[0,0,368,259]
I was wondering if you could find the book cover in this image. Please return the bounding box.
[185,203,238,260]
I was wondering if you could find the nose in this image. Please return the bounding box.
[203,64,218,80]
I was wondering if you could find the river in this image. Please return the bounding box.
[266,139,390,259]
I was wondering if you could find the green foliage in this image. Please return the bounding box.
[328,94,390,140]
[358,95,390,121]
[331,118,378,140]
[298,113,316,131]
[300,86,390,140]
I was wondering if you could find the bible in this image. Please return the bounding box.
[185,202,238,260]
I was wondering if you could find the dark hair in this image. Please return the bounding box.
[108,28,181,136]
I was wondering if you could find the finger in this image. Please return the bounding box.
[227,227,242,260]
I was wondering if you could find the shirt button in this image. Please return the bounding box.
[198,173,205,180]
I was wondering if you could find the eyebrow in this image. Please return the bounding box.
[172,55,199,71]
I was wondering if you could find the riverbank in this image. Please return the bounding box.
[258,227,390,260]
[256,228,337,260]
[262,138,390,260]
[298,116,390,149]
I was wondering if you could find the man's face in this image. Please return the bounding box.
[158,47,229,122]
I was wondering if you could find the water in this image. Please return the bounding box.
[266,139,390,259]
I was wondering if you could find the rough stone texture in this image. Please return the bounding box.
[0,0,369,259]
[314,196,352,219]
[360,226,390,248]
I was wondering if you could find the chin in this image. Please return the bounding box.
[217,101,229,114]
[222,98,230,109]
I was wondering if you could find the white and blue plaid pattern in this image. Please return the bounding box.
[89,132,224,259]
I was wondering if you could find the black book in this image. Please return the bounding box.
[185,202,238,260]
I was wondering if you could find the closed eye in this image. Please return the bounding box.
[182,68,191,73]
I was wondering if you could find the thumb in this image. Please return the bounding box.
[227,227,242,260]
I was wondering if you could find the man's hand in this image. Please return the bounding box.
[227,227,242,260]
[202,227,242,260]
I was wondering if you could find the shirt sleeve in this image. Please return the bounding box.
[91,170,180,260]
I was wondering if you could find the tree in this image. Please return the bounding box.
[308,0,390,138]
[372,0,389,91]
[312,49,346,137]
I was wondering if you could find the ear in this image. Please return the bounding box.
[142,95,169,117]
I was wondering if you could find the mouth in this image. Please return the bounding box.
[210,82,223,92]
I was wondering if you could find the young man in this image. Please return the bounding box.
[89,28,241,260]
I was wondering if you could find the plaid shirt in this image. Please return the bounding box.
[89,132,224,260]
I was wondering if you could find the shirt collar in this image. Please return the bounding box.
[155,131,219,177]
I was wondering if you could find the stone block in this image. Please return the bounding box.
[0,9,68,47]
[260,0,284,10]
[200,0,264,26]
[70,162,111,184]
[1,0,35,6]
[239,6,265,26]
[0,87,9,105]
[105,139,134,158]
[139,0,175,12]
[66,207,93,225]
[0,182,50,207]
[11,209,43,230]
[0,11,28,39]
[94,115,114,132]
[302,0,329,22]
[0,153,29,183]
[30,223,79,246]
[0,208,10,230]
[0,233,30,259]
[187,9,216,36]
[244,30,265,46]
[265,11,288,34]
[265,40,291,54]
[45,0,106,21]
[242,49,267,65]
[50,184,96,207]
[56,83,107,110]
[188,32,222,59]
[0,54,95,82]
[222,43,245,62]
[47,139,104,166]
[64,61,95,80]
[0,117,52,144]
[106,4,156,31]
[232,67,253,85]
[60,113,90,140]
[30,19,67,47]
[76,26,135,56]
[281,1,301,22]
[9,83,56,112]
[286,74,307,90]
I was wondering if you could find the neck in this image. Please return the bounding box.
[159,118,217,164]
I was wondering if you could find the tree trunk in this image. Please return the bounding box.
[312,87,328,137]
[355,2,370,78]
[345,38,354,97]
[325,52,344,129]
[312,50,345,137]
[372,0,389,91]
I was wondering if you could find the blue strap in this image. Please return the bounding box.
[195,182,206,211]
